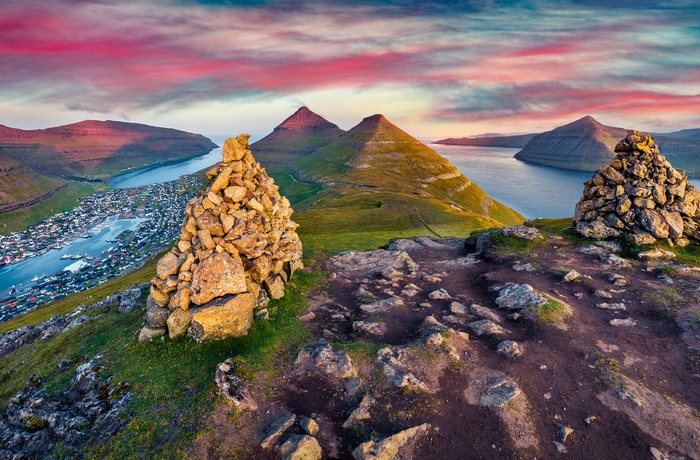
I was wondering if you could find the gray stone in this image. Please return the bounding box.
[360,296,404,314]
[295,341,360,395]
[480,377,521,408]
[260,412,297,449]
[610,317,636,327]
[596,303,627,311]
[638,248,676,259]
[342,395,375,428]
[495,283,547,311]
[562,270,581,282]
[214,359,258,412]
[468,320,506,336]
[298,416,320,436]
[501,225,544,240]
[428,288,451,300]
[138,325,165,343]
[469,303,501,322]
[497,340,523,358]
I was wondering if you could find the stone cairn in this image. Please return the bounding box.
[139,134,303,342]
[573,130,700,245]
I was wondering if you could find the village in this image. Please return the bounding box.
[0,175,201,323]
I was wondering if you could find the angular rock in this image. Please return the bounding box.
[468,320,506,336]
[610,318,636,327]
[497,340,523,358]
[469,303,501,323]
[280,435,322,460]
[480,377,521,408]
[295,341,360,395]
[298,416,320,436]
[189,293,255,342]
[501,225,544,240]
[190,252,247,305]
[495,283,547,310]
[352,423,430,460]
[360,296,404,314]
[343,395,375,428]
[596,302,627,311]
[638,248,676,260]
[166,308,191,340]
[562,269,581,282]
[428,288,451,300]
[260,411,297,449]
[263,274,285,300]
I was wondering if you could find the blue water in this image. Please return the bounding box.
[0,216,144,291]
[431,144,700,220]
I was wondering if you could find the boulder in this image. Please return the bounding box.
[189,293,255,342]
[280,435,322,460]
[190,252,247,305]
[214,359,258,411]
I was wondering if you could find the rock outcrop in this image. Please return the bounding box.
[573,130,700,245]
[139,134,303,342]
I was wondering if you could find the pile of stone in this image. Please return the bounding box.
[574,130,700,245]
[139,134,303,342]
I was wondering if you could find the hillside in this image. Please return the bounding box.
[2,220,699,459]
[0,148,67,215]
[0,120,217,179]
[434,133,534,148]
[252,108,525,253]
[514,116,700,176]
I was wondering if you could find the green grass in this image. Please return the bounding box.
[533,298,571,324]
[0,268,323,458]
[0,182,96,235]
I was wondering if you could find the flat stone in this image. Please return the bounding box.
[610,317,636,327]
[594,289,613,299]
[638,248,676,260]
[563,270,581,282]
[353,321,388,336]
[343,395,375,428]
[360,296,404,314]
[495,283,547,310]
[260,411,297,449]
[156,251,183,280]
[596,303,627,311]
[263,275,286,300]
[501,225,544,240]
[469,303,501,322]
[468,319,506,336]
[449,301,468,315]
[480,377,521,408]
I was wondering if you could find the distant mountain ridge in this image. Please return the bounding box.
[513,116,700,176]
[251,107,524,252]
[435,133,535,148]
[0,120,217,179]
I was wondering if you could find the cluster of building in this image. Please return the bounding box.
[0,175,201,323]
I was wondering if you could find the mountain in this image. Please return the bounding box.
[0,148,66,214]
[513,116,700,176]
[251,106,345,153]
[657,128,700,140]
[434,133,535,148]
[514,116,628,171]
[252,108,524,253]
[0,120,217,179]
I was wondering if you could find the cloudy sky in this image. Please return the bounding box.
[2,0,699,138]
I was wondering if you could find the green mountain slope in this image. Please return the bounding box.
[253,109,524,254]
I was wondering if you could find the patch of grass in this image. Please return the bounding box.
[695,312,700,325]
[533,298,571,324]
[594,352,621,374]
[642,286,683,310]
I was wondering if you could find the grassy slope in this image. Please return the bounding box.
[0,181,96,235]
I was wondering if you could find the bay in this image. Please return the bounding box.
[0,216,145,292]
[430,144,700,220]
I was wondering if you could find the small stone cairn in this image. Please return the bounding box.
[139,134,303,342]
[573,130,700,245]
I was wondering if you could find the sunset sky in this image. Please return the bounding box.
[2,0,699,138]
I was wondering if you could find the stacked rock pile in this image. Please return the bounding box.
[139,134,303,342]
[573,130,700,245]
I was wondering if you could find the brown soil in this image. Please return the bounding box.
[192,230,700,459]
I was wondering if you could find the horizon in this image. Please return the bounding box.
[2,0,699,138]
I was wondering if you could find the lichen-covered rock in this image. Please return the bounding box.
[352,423,430,460]
[574,130,700,245]
[140,135,302,341]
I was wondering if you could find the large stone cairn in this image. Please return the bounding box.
[139,134,303,342]
[573,130,700,245]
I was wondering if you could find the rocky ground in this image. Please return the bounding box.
[192,224,700,459]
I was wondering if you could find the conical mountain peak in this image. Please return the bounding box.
[275,106,343,133]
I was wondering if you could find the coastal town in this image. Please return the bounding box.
[0,175,201,323]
